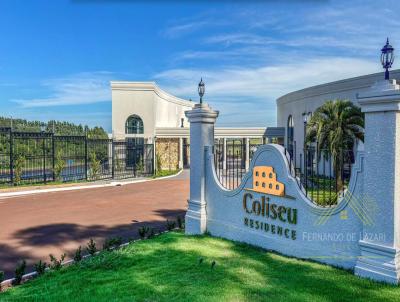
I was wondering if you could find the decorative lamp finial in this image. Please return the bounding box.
[381,37,395,80]
[198,78,205,104]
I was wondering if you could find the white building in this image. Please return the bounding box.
[111,81,284,171]
[277,69,400,167]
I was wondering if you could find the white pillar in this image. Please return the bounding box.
[185,103,219,235]
[355,80,400,284]
[223,138,227,170]
[245,137,250,170]
[179,137,183,169]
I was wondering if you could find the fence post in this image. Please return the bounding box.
[85,135,88,180]
[354,79,400,283]
[185,102,219,235]
[111,140,115,179]
[52,133,55,181]
[9,128,13,185]
[42,136,46,183]
[223,138,227,170]
[179,137,183,169]
[245,138,250,171]
[151,143,155,175]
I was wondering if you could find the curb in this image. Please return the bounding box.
[0,170,184,199]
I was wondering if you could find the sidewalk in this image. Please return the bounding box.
[0,170,184,198]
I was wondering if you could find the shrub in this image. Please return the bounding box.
[34,260,47,275]
[13,155,25,185]
[138,226,149,239]
[114,156,124,172]
[135,156,144,175]
[87,238,97,256]
[89,152,101,180]
[148,228,156,239]
[0,270,4,291]
[49,253,66,270]
[13,260,26,285]
[103,237,123,251]
[177,216,184,229]
[73,246,82,262]
[54,150,65,181]
[166,219,176,231]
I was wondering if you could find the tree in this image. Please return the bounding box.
[306,100,364,190]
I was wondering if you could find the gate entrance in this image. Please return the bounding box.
[0,128,154,186]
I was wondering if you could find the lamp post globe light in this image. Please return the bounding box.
[381,38,395,80]
[198,78,205,104]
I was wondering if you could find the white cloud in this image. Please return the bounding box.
[156,0,400,127]
[162,20,209,39]
[12,72,112,108]
[155,57,377,100]
[154,57,378,126]
[167,0,400,65]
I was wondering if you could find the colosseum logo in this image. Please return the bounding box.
[245,166,285,197]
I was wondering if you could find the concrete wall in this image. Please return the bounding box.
[204,144,365,269]
[186,78,400,284]
[111,82,194,141]
[155,138,180,171]
[112,85,155,140]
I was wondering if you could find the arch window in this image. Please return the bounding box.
[125,115,144,134]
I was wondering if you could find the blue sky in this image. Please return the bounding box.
[0,0,399,132]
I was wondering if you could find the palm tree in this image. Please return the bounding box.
[306,100,364,190]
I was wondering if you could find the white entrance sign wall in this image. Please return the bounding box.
[204,144,364,270]
[185,79,400,284]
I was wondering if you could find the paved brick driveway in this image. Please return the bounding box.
[0,172,189,278]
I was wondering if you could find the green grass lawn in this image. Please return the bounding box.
[1,231,399,302]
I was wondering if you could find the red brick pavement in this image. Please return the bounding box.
[0,177,189,278]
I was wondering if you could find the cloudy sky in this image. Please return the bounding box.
[0,0,399,131]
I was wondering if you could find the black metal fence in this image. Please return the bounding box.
[213,138,354,206]
[289,145,354,206]
[0,128,154,186]
[214,138,263,190]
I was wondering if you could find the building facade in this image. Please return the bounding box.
[111,81,284,171]
[277,69,400,166]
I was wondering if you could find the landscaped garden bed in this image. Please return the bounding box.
[0,231,399,302]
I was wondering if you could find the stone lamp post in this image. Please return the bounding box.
[184,79,219,234]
